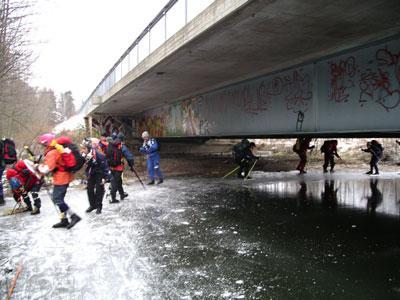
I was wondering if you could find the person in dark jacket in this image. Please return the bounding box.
[82,138,112,214]
[98,131,109,155]
[107,133,134,203]
[362,140,383,175]
[321,140,340,173]
[232,139,258,179]
[293,137,315,174]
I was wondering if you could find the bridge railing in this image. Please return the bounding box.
[80,0,215,115]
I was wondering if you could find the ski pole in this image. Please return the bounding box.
[223,166,240,178]
[130,167,145,189]
[10,199,22,215]
[338,157,349,168]
[245,159,258,180]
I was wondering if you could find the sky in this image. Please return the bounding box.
[29,0,169,108]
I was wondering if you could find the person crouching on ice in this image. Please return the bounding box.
[6,160,43,215]
[81,138,112,214]
[37,133,82,229]
[139,131,163,185]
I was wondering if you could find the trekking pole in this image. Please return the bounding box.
[223,166,240,178]
[130,167,146,189]
[339,157,349,168]
[245,159,258,180]
[10,199,22,215]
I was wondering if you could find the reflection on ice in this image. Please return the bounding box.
[254,172,400,216]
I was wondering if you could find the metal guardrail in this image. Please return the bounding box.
[79,0,215,115]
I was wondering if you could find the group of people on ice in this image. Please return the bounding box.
[0,130,163,229]
[293,138,385,175]
[232,138,386,179]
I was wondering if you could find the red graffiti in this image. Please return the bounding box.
[280,69,312,113]
[329,56,357,103]
[359,48,400,111]
[242,82,271,115]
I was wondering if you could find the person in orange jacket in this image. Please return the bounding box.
[37,133,81,229]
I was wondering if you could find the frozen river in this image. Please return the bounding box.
[1,170,400,299]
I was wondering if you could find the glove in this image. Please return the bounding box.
[256,156,260,160]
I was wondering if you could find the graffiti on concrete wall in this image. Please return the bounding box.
[137,97,203,137]
[92,116,123,135]
[329,56,357,103]
[327,45,400,112]
[134,36,399,136]
[359,48,400,111]
[135,66,313,137]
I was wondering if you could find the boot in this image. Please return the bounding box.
[323,168,328,173]
[157,179,164,185]
[23,198,33,211]
[110,198,120,204]
[53,214,69,228]
[86,206,96,213]
[365,170,372,175]
[31,207,40,215]
[66,214,81,229]
[121,192,128,200]
[96,208,102,214]
[0,195,4,206]
[147,180,155,185]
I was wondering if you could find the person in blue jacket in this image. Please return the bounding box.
[139,131,163,185]
[82,138,113,214]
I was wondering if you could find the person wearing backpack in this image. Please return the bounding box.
[140,131,163,185]
[320,140,340,173]
[81,138,112,214]
[362,140,384,175]
[232,139,258,179]
[107,132,134,203]
[98,131,109,155]
[37,133,82,229]
[0,138,17,205]
[6,160,43,214]
[293,137,315,174]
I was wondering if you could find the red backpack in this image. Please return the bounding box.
[56,137,85,173]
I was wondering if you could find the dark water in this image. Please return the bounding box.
[1,171,400,299]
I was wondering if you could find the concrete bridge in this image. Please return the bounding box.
[83,0,400,139]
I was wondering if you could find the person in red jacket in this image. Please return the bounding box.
[293,137,315,174]
[6,160,42,214]
[37,133,81,229]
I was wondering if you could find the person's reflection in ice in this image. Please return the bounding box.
[297,181,313,208]
[321,180,338,209]
[367,178,382,214]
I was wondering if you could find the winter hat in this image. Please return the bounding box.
[38,133,56,146]
[111,132,118,140]
[9,177,21,190]
[142,131,150,138]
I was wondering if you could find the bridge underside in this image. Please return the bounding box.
[90,0,400,138]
